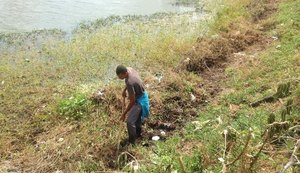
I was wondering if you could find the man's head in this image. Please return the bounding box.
[116,65,128,79]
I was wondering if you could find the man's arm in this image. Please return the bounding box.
[120,94,135,121]
[122,87,127,98]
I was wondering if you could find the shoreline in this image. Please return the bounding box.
[0,2,197,35]
[0,11,207,53]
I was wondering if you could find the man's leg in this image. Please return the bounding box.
[126,104,141,144]
[136,114,142,138]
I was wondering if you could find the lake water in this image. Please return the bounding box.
[0,0,194,33]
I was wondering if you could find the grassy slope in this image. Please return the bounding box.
[147,0,300,172]
[0,1,223,172]
[0,0,299,172]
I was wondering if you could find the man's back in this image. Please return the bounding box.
[125,67,145,99]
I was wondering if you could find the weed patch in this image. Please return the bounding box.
[58,94,91,120]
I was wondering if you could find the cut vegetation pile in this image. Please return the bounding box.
[186,24,265,73]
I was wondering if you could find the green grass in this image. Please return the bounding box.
[1,0,299,172]
[0,13,208,118]
[142,0,300,172]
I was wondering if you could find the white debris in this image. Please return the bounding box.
[160,130,166,136]
[233,52,246,57]
[155,75,163,83]
[58,138,64,142]
[183,57,190,63]
[133,165,139,170]
[246,154,254,158]
[218,157,225,163]
[271,36,278,40]
[152,136,160,141]
[1,81,4,85]
[276,45,281,49]
[96,90,104,96]
[190,93,196,102]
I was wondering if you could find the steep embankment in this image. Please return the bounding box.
[0,1,221,172]
[0,0,299,172]
[146,0,300,172]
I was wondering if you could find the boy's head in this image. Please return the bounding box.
[116,65,128,79]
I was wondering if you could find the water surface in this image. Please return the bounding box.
[0,0,194,32]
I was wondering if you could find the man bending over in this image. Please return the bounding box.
[116,65,150,145]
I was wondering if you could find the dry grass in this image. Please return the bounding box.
[185,22,265,73]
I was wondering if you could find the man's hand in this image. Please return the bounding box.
[120,113,126,122]
[122,89,127,98]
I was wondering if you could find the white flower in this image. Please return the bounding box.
[223,129,228,135]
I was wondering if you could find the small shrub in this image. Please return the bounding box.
[58,93,90,120]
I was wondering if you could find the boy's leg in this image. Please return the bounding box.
[126,104,141,144]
